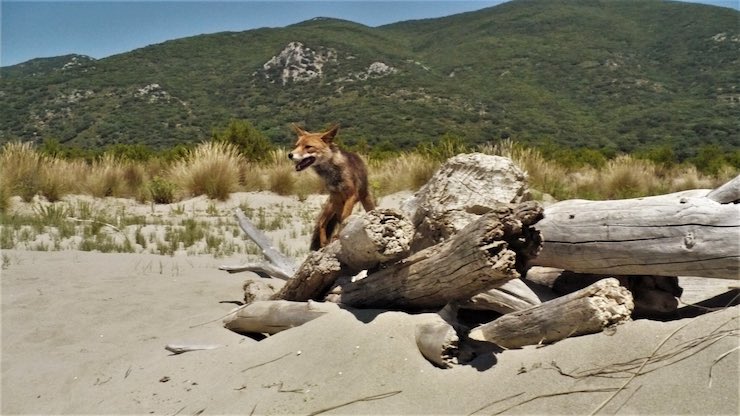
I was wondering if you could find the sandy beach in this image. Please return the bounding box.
[1,191,738,415]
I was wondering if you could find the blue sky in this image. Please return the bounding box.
[2,0,738,67]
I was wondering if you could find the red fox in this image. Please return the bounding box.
[288,124,375,250]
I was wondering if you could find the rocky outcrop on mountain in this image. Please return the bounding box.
[257,42,398,85]
[259,42,337,85]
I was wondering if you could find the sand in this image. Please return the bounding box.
[1,191,739,415]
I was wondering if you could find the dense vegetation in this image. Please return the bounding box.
[0,0,738,164]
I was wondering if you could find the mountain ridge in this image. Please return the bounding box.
[1,0,738,160]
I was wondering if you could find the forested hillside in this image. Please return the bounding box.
[1,0,738,160]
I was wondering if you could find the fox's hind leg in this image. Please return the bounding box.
[360,194,375,212]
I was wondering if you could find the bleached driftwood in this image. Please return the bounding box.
[274,209,413,301]
[415,305,461,368]
[336,202,543,309]
[402,153,530,251]
[165,344,222,355]
[272,244,344,302]
[469,278,633,348]
[526,267,683,316]
[223,300,340,335]
[706,174,740,204]
[460,278,545,314]
[220,208,298,280]
[335,209,413,271]
[531,179,740,280]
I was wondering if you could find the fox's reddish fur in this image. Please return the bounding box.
[289,124,375,250]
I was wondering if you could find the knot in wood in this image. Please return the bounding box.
[683,231,696,249]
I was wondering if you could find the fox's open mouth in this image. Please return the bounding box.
[295,156,316,171]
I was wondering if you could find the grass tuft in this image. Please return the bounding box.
[170,141,244,200]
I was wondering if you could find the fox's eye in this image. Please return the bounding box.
[305,145,314,151]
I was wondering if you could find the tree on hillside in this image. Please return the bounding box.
[212,120,273,162]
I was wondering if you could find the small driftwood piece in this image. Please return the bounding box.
[461,278,545,314]
[532,178,740,280]
[274,209,413,302]
[415,311,460,369]
[220,208,298,280]
[223,300,340,335]
[468,278,633,348]
[165,344,222,355]
[337,202,543,309]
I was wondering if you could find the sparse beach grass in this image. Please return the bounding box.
[0,194,316,258]
[0,139,735,256]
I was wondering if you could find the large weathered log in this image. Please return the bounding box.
[402,153,530,251]
[468,278,633,348]
[531,183,740,280]
[223,300,340,335]
[336,202,543,309]
[274,209,413,301]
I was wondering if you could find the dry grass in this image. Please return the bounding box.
[0,140,735,209]
[0,141,45,202]
[368,153,439,197]
[170,141,244,200]
[480,140,732,201]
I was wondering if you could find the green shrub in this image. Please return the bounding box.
[148,176,177,204]
[212,119,273,162]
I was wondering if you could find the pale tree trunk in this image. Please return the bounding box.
[531,178,740,280]
[469,278,634,348]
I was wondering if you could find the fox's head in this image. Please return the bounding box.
[288,124,339,172]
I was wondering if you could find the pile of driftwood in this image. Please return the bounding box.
[220,153,740,368]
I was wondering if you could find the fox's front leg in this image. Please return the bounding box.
[311,198,341,250]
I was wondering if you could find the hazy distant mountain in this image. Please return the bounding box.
[1,0,738,159]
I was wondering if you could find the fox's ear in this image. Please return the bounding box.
[321,124,340,143]
[291,123,307,136]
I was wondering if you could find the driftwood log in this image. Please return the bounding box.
[531,177,740,280]
[526,267,683,316]
[219,155,738,368]
[402,152,530,251]
[469,278,634,348]
[274,208,413,301]
[337,202,543,309]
